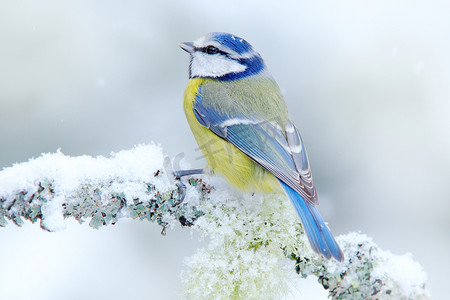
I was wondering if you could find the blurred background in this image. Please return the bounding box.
[1,0,449,299]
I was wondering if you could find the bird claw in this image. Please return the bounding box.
[176,179,186,203]
[173,171,186,203]
[172,169,203,204]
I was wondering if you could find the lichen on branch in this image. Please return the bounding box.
[0,145,429,299]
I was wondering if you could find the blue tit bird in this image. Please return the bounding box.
[177,32,344,261]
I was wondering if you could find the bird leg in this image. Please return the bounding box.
[172,169,204,203]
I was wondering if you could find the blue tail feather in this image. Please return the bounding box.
[280,180,344,261]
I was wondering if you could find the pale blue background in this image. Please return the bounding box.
[1,1,449,299]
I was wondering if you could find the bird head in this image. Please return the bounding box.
[179,32,266,81]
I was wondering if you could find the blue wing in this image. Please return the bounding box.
[192,82,344,261]
[193,84,318,205]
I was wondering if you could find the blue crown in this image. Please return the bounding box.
[206,32,265,81]
[210,32,253,55]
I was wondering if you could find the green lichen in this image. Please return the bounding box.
[0,170,429,299]
[0,173,208,233]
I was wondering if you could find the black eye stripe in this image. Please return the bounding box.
[194,46,228,56]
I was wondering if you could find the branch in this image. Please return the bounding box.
[0,145,429,299]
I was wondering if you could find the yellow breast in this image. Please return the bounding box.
[183,78,282,194]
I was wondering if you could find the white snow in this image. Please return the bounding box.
[373,251,428,299]
[328,232,430,299]
[0,144,170,231]
[0,145,430,299]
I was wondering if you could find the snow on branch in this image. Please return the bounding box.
[0,144,204,233]
[0,144,429,299]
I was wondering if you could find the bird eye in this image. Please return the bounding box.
[206,46,219,54]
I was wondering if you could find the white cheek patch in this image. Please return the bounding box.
[190,52,247,78]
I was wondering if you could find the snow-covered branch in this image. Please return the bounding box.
[0,145,203,233]
[0,145,429,299]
